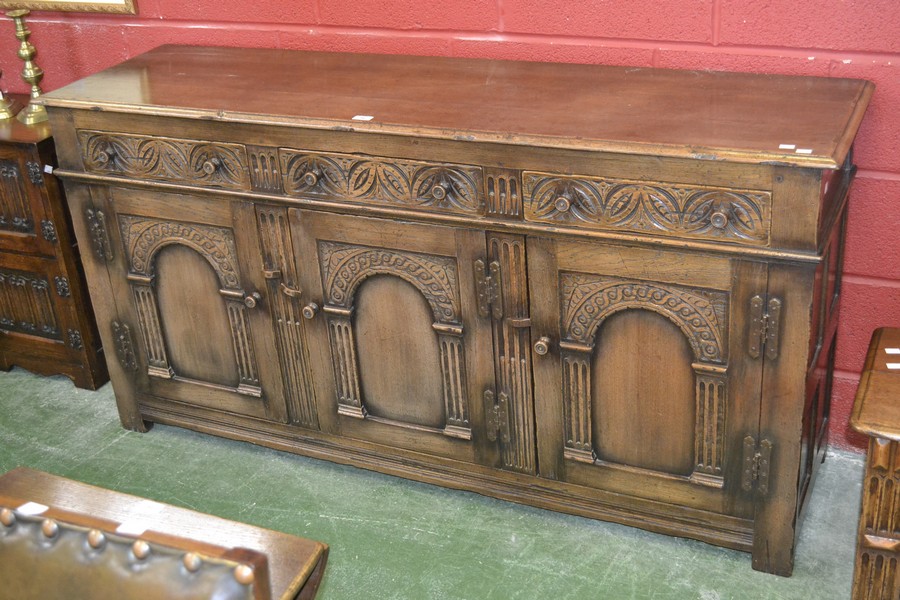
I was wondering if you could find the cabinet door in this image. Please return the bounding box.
[291,209,496,465]
[0,144,55,256]
[529,237,766,518]
[98,187,287,422]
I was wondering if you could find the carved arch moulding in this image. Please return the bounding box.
[317,241,470,439]
[117,214,261,395]
[558,272,730,487]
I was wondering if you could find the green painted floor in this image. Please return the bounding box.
[0,367,862,599]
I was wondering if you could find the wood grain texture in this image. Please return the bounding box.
[41,45,873,169]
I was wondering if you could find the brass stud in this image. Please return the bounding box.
[233,564,255,585]
[132,540,151,560]
[41,519,58,538]
[87,529,106,549]
[0,508,15,527]
[183,552,202,572]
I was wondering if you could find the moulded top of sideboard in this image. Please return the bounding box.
[41,44,874,170]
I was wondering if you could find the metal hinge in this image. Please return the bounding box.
[40,219,57,243]
[741,436,773,495]
[112,320,138,372]
[484,389,510,443]
[474,258,503,319]
[26,161,43,185]
[748,295,782,360]
[85,208,114,262]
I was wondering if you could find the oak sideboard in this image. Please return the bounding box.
[42,45,873,575]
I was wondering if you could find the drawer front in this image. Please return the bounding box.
[78,130,251,191]
[523,171,772,246]
[278,148,485,216]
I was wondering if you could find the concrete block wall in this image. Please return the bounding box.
[0,0,896,450]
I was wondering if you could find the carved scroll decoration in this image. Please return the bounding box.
[78,130,250,190]
[318,241,470,438]
[524,172,771,246]
[118,215,261,394]
[281,149,484,215]
[558,273,730,486]
[0,268,59,339]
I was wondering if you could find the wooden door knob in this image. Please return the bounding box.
[302,302,319,319]
[243,292,261,308]
[431,182,449,200]
[554,195,571,212]
[303,170,320,187]
[533,336,551,355]
[710,211,728,229]
[202,157,222,175]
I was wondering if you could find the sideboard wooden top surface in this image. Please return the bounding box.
[42,44,873,169]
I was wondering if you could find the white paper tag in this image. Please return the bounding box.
[887,363,900,370]
[43,164,53,174]
[885,348,900,355]
[795,148,814,154]
[16,502,48,516]
[351,115,374,121]
[116,521,149,536]
[778,144,796,150]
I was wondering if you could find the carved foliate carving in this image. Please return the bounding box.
[319,241,461,324]
[281,149,484,215]
[560,273,728,363]
[118,215,241,290]
[78,130,250,190]
[524,172,771,245]
[0,268,59,339]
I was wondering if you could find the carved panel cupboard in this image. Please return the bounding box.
[0,106,107,389]
[42,46,873,576]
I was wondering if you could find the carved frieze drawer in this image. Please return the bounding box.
[523,172,772,246]
[278,148,485,216]
[78,130,251,191]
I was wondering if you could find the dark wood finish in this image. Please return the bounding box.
[42,45,873,576]
[850,328,900,599]
[0,467,328,599]
[0,103,107,389]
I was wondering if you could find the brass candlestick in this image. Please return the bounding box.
[7,9,47,125]
[0,64,22,120]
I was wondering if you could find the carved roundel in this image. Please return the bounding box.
[119,215,241,290]
[319,241,460,324]
[561,273,727,363]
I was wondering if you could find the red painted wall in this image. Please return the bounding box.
[2,0,897,451]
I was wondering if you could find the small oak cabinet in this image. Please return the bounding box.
[42,45,873,575]
[0,107,107,389]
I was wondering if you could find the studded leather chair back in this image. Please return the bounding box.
[0,504,270,600]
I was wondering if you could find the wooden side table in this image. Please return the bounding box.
[851,327,900,599]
